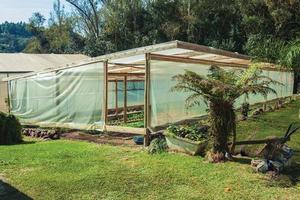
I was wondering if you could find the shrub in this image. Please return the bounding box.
[148,138,167,154]
[241,102,250,119]
[0,112,22,145]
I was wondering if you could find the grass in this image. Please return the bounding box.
[1,101,300,199]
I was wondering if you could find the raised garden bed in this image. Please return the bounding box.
[164,125,209,155]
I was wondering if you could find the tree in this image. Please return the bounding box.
[25,2,85,54]
[281,40,300,93]
[25,12,49,53]
[66,0,107,38]
[172,65,277,162]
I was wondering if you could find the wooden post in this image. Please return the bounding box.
[123,75,127,123]
[6,76,11,114]
[115,80,118,116]
[103,61,108,127]
[144,53,151,146]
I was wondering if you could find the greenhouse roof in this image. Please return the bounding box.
[0,53,89,73]
[4,40,284,81]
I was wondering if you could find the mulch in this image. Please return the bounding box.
[61,131,143,148]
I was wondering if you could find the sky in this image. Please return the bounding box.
[0,0,71,23]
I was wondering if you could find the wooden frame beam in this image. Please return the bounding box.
[177,41,251,60]
[103,60,108,125]
[107,72,145,76]
[6,78,11,113]
[105,125,146,135]
[123,75,128,123]
[115,81,118,116]
[144,53,151,145]
[150,53,248,68]
[149,53,291,72]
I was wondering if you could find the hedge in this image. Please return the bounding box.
[0,112,22,145]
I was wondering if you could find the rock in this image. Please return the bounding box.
[52,133,60,140]
[30,131,35,137]
[281,145,294,159]
[256,160,269,173]
[251,159,262,167]
[269,160,284,172]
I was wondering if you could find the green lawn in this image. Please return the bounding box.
[1,101,300,199]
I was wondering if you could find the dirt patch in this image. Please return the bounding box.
[61,131,143,148]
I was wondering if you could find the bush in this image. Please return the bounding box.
[241,102,250,119]
[0,112,22,145]
[148,138,167,154]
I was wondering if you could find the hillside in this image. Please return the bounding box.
[0,22,32,53]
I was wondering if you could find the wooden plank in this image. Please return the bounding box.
[144,53,150,130]
[108,79,144,83]
[107,104,144,113]
[105,125,146,135]
[115,81,118,115]
[123,75,128,123]
[149,53,291,72]
[6,77,11,113]
[177,41,251,60]
[107,72,145,76]
[103,61,108,125]
[233,138,284,145]
[150,53,248,68]
[144,53,151,146]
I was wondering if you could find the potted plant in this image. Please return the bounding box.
[164,124,209,155]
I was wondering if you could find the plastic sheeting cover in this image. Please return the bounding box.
[149,60,294,127]
[9,62,104,130]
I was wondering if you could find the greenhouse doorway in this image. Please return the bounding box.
[104,63,145,134]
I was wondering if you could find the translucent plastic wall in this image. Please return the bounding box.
[149,60,294,127]
[9,62,104,130]
[107,81,144,109]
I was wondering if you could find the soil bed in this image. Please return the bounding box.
[61,131,142,147]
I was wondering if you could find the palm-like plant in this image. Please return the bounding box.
[172,64,278,162]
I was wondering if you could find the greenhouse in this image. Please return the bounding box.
[2,41,294,134]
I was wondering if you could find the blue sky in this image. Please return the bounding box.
[0,0,71,23]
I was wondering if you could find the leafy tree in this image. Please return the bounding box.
[66,0,106,38]
[172,65,277,162]
[25,1,85,54]
[281,40,300,93]
[244,34,286,63]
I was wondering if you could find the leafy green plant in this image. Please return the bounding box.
[241,102,250,119]
[172,65,278,162]
[148,137,167,154]
[166,124,208,142]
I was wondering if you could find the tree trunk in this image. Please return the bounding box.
[209,101,235,162]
